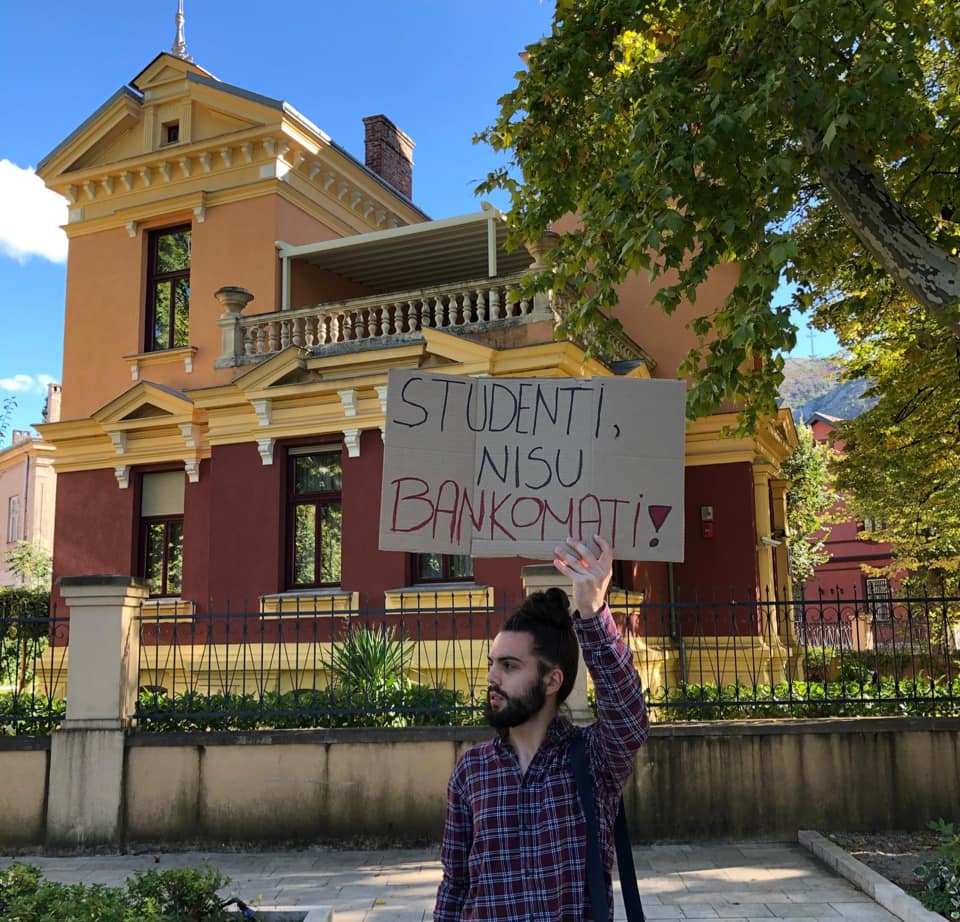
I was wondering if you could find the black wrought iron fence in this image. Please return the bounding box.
[135,595,498,731]
[0,592,67,735]
[133,587,960,731]
[628,587,960,719]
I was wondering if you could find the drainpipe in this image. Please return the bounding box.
[668,561,687,685]
[22,451,30,541]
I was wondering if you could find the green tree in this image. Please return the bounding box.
[6,541,53,591]
[781,422,834,586]
[830,300,960,592]
[478,0,960,429]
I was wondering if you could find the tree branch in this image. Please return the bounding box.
[811,144,960,334]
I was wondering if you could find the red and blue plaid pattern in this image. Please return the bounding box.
[435,605,649,922]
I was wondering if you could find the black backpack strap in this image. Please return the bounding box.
[615,799,645,921]
[570,732,608,921]
[569,732,645,922]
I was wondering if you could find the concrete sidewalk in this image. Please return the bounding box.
[0,842,900,921]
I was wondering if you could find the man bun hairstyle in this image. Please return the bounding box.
[502,587,579,704]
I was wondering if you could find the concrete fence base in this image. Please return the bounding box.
[2,717,958,850]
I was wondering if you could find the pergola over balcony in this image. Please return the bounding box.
[279,204,532,309]
[214,206,652,370]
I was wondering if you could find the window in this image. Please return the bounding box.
[415,553,473,583]
[289,449,342,588]
[163,121,180,144]
[6,495,19,543]
[857,517,887,533]
[865,577,892,621]
[140,471,184,597]
[145,226,191,352]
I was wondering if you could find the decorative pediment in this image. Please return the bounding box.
[38,54,276,192]
[130,53,214,93]
[38,53,425,236]
[93,382,195,426]
[231,347,308,392]
[89,382,207,480]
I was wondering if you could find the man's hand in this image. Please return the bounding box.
[553,534,613,618]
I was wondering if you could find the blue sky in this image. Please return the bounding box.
[0,1,837,440]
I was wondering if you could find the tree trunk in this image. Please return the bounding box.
[815,150,960,335]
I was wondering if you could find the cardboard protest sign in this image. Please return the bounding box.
[378,370,686,561]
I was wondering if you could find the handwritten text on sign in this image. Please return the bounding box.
[378,371,686,561]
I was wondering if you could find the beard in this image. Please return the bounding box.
[484,676,547,729]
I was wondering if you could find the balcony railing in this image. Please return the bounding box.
[219,275,550,365]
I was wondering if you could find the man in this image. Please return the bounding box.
[434,534,649,922]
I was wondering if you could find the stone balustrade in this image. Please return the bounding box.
[217,275,548,366]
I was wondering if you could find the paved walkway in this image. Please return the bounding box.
[0,842,899,921]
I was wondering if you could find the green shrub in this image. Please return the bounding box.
[651,675,960,720]
[126,866,229,920]
[135,682,480,732]
[328,625,412,693]
[0,691,65,736]
[0,862,234,921]
[0,588,51,692]
[135,625,485,731]
[914,819,960,919]
[802,646,837,682]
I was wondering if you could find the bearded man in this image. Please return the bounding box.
[434,534,649,922]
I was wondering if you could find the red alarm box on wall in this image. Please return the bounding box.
[700,505,714,539]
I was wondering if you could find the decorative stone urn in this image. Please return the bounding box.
[214,285,255,318]
[525,230,561,270]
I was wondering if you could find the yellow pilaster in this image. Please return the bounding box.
[753,463,777,599]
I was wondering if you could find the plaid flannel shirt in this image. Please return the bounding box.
[434,604,649,922]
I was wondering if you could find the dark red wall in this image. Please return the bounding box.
[341,430,408,605]
[181,460,212,610]
[675,462,758,600]
[51,443,765,626]
[51,468,136,615]
[206,442,283,610]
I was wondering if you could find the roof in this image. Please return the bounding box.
[278,207,532,292]
[809,411,843,425]
[38,52,430,219]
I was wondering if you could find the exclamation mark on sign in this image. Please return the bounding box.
[648,505,672,547]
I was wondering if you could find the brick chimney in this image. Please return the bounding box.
[362,115,414,200]
[44,382,62,424]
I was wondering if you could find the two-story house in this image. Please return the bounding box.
[35,48,798,690]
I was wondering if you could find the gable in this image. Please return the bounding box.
[66,117,145,172]
[92,382,194,425]
[130,52,215,93]
[190,105,259,142]
[124,402,171,420]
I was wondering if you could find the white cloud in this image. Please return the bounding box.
[0,374,57,395]
[0,160,68,264]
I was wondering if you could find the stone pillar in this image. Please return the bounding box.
[214,285,254,368]
[47,576,149,848]
[520,564,593,725]
[851,613,875,652]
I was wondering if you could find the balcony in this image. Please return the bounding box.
[214,208,651,370]
[217,273,550,367]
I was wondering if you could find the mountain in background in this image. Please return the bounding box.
[779,357,875,423]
